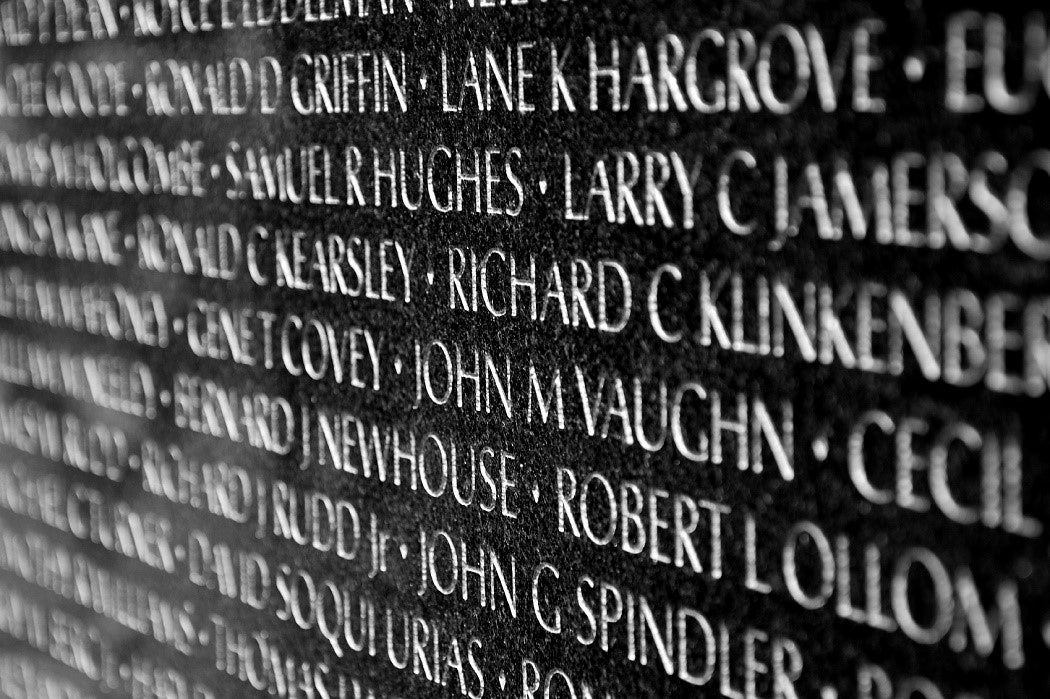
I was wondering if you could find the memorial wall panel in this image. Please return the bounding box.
[0,1,1048,697]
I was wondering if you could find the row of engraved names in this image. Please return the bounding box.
[0,0,566,48]
[9,19,1050,119]
[2,139,1049,265]
[2,10,1047,120]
